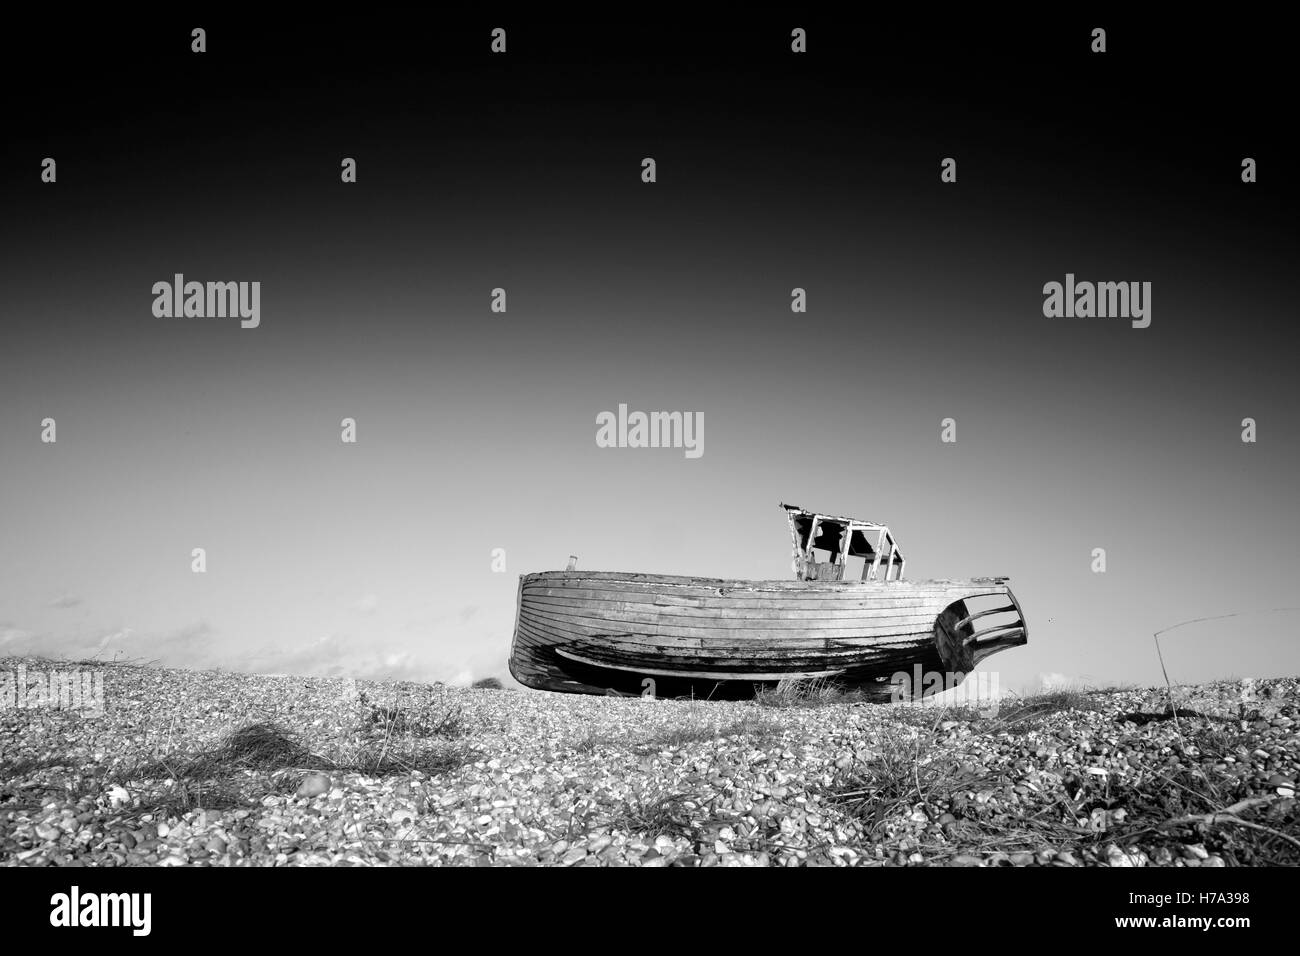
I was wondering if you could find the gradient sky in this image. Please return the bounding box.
[1,14,1295,693]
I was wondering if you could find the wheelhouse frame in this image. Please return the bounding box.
[781,502,905,582]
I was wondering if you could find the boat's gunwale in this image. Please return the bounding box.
[522,569,1010,591]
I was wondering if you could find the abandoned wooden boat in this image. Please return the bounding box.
[508,503,1027,700]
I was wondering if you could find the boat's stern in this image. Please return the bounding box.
[508,574,551,691]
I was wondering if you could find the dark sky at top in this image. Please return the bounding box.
[1,13,1295,691]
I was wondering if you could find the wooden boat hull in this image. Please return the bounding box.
[508,571,1027,701]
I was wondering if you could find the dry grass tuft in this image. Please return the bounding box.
[95,699,475,816]
[610,790,703,839]
[640,708,784,750]
[989,689,1099,730]
[754,676,875,708]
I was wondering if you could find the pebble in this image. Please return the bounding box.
[34,823,60,842]
[295,774,331,799]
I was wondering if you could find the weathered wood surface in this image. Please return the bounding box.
[508,571,1027,700]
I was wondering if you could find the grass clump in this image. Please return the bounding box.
[828,732,996,839]
[986,689,1099,731]
[754,676,873,708]
[1110,761,1300,866]
[639,708,783,751]
[102,697,474,816]
[356,690,464,738]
